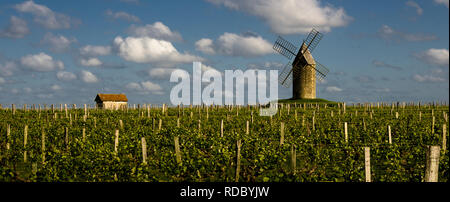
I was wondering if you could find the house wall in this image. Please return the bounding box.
[97,101,128,110]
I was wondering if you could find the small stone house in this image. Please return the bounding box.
[95,94,128,110]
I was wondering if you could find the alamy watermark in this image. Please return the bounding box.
[170,62,278,116]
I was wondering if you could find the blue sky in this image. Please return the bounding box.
[0,0,448,106]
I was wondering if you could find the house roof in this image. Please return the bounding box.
[95,94,128,102]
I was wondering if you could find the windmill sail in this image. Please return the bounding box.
[303,28,323,54]
[312,62,329,80]
[273,36,298,60]
[278,62,293,88]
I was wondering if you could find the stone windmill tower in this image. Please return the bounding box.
[273,29,329,99]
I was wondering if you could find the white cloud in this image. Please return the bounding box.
[80,57,103,67]
[56,71,77,81]
[126,82,141,90]
[80,45,112,56]
[195,32,273,57]
[195,39,216,55]
[413,74,446,82]
[148,67,176,79]
[207,0,352,34]
[325,86,343,92]
[41,32,75,53]
[50,84,62,91]
[80,70,99,83]
[126,80,163,94]
[113,36,202,64]
[406,1,423,15]
[148,64,221,80]
[0,61,18,76]
[128,22,182,41]
[435,0,449,8]
[372,60,402,70]
[0,77,5,84]
[416,48,449,66]
[20,52,64,72]
[0,16,29,39]
[378,25,437,42]
[141,81,162,91]
[106,9,140,22]
[14,0,79,29]
[201,64,220,73]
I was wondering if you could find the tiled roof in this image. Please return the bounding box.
[95,94,128,102]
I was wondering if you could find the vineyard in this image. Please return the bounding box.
[0,103,448,182]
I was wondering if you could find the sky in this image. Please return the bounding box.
[0,0,448,106]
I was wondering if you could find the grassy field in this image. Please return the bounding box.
[0,103,448,182]
[277,98,338,104]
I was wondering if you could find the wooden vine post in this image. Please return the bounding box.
[65,104,68,118]
[280,122,285,145]
[141,137,147,164]
[246,121,249,135]
[235,140,242,182]
[24,125,28,162]
[291,144,297,174]
[6,124,10,150]
[443,124,447,151]
[312,116,315,131]
[114,129,119,154]
[220,119,224,138]
[344,122,348,143]
[365,147,371,182]
[84,104,87,117]
[388,125,392,144]
[174,136,182,164]
[425,146,440,182]
[82,127,86,142]
[41,127,46,163]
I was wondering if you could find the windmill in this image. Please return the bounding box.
[273,28,329,99]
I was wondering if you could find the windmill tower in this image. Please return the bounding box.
[273,29,329,99]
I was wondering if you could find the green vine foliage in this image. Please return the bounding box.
[0,104,448,182]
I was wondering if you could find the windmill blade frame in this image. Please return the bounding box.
[310,61,329,81]
[273,36,298,60]
[278,62,293,88]
[303,28,323,54]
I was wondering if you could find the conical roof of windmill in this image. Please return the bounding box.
[300,43,316,65]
